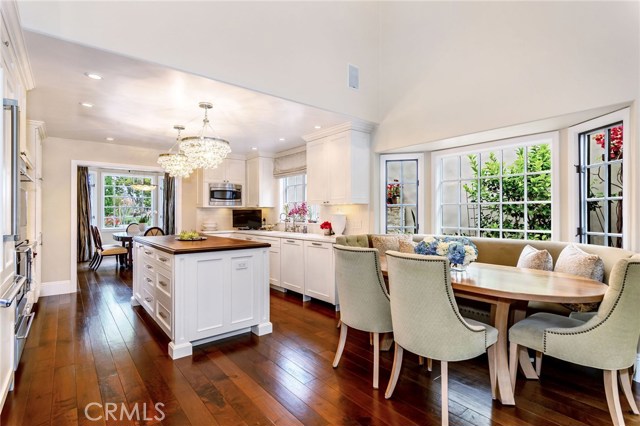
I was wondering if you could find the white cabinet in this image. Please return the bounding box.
[196,158,246,207]
[246,157,275,207]
[280,238,307,299]
[256,235,281,288]
[305,126,371,205]
[304,241,336,304]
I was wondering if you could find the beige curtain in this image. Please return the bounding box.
[77,166,93,262]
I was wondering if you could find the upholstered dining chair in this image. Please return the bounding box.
[509,256,640,426]
[332,244,393,389]
[143,226,164,236]
[126,223,140,233]
[90,225,128,270]
[384,251,498,426]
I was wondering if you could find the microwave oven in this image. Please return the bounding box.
[209,183,242,206]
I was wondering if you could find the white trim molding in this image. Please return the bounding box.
[40,280,75,297]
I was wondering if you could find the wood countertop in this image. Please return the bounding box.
[133,235,270,254]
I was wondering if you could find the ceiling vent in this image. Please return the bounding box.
[348,64,359,90]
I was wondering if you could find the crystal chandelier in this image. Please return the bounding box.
[157,125,193,178]
[179,102,231,170]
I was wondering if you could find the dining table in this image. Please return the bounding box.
[380,258,608,406]
[112,231,141,267]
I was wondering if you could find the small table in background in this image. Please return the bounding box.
[112,231,141,267]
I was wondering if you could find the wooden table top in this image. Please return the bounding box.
[381,257,608,303]
[133,235,270,254]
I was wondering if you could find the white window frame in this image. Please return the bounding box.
[568,108,631,249]
[431,132,560,239]
[99,170,159,231]
[379,153,425,234]
[279,174,319,222]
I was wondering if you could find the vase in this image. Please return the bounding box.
[450,263,468,273]
[138,223,146,233]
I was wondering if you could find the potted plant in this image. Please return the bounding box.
[138,212,150,232]
[320,221,333,236]
[387,180,401,204]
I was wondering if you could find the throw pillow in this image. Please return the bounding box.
[516,245,553,271]
[371,234,410,255]
[555,244,605,312]
[398,239,417,254]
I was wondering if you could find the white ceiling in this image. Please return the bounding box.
[24,31,363,155]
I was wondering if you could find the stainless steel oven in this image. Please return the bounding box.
[209,182,242,206]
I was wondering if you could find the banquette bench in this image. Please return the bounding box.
[335,234,635,316]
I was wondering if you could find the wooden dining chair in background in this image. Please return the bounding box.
[143,227,164,236]
[90,225,128,270]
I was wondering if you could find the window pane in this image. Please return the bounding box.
[461,180,478,203]
[502,147,523,175]
[527,232,550,241]
[460,205,477,228]
[609,200,622,234]
[387,206,401,227]
[587,132,606,165]
[527,144,551,172]
[527,174,551,201]
[442,157,459,180]
[480,178,500,203]
[441,228,458,236]
[610,236,623,249]
[442,205,459,228]
[608,162,623,197]
[587,201,605,233]
[405,206,417,229]
[480,151,500,177]
[461,155,478,179]
[588,234,604,245]
[587,166,605,198]
[480,230,500,238]
[479,205,500,229]
[528,204,551,230]
[459,229,478,237]
[502,204,524,230]
[402,161,417,182]
[503,231,524,240]
[441,181,459,204]
[502,176,524,201]
[387,161,401,182]
[403,183,417,205]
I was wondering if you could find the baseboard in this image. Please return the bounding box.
[40,280,77,297]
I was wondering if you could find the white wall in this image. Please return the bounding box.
[375,1,639,152]
[18,1,379,123]
[40,137,166,284]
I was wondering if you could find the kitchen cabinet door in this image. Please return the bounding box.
[306,139,328,205]
[246,157,275,207]
[304,241,336,304]
[280,238,307,299]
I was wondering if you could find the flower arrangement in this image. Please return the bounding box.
[320,221,333,235]
[386,179,401,199]
[414,236,478,270]
[287,202,308,221]
[594,125,623,160]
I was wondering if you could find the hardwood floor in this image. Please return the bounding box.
[2,258,640,425]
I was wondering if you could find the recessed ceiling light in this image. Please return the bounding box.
[106,137,114,141]
[251,147,258,151]
[314,125,322,129]
[279,138,285,141]
[80,102,93,108]
[84,72,103,80]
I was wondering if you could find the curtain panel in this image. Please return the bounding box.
[77,166,93,262]
[163,173,176,235]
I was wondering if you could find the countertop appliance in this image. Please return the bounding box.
[209,182,242,206]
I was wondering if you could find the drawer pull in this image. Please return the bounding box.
[144,250,153,255]
[158,311,168,320]
[312,242,322,246]
[145,278,153,284]
[145,264,153,270]
[159,280,168,287]
[286,240,296,243]
[158,257,169,262]
[144,297,153,303]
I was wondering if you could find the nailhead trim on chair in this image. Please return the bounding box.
[543,262,636,353]
[334,246,390,301]
[386,252,488,349]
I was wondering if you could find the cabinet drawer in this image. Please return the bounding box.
[156,269,172,300]
[142,271,155,294]
[155,251,173,269]
[141,246,156,261]
[304,240,333,250]
[156,300,172,336]
[256,236,280,248]
[141,259,156,274]
[141,287,155,314]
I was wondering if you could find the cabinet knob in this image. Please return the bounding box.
[144,297,153,303]
[3,41,8,47]
[159,281,168,287]
[158,311,168,320]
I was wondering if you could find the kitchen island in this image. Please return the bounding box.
[131,235,272,359]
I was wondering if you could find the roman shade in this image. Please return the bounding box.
[273,149,306,178]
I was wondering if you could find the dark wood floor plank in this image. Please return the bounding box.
[3,258,640,426]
